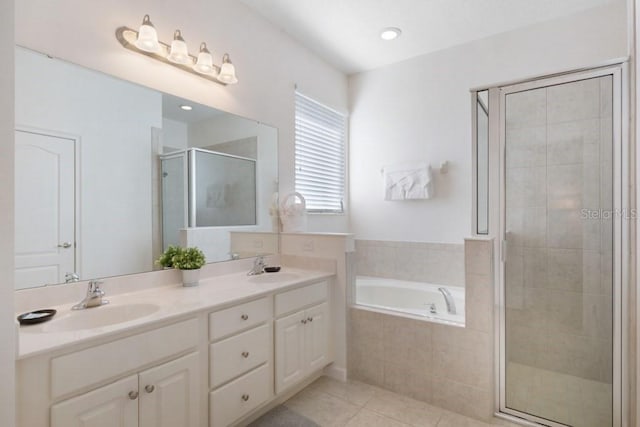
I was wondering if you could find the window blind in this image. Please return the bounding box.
[294,91,346,213]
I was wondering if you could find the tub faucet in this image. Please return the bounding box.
[247,256,266,276]
[438,287,457,315]
[72,280,109,310]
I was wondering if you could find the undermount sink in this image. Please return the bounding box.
[248,272,301,284]
[38,303,161,332]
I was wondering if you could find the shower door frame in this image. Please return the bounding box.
[492,63,629,427]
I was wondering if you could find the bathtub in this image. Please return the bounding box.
[355,276,465,325]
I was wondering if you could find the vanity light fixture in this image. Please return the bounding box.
[218,54,238,84]
[180,104,193,111]
[193,43,215,75]
[168,30,190,65]
[116,15,238,85]
[380,27,402,41]
[134,15,160,53]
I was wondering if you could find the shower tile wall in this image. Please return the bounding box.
[349,239,494,421]
[355,240,464,287]
[505,77,613,384]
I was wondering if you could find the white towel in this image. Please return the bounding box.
[383,163,432,201]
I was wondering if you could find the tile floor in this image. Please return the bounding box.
[279,376,521,427]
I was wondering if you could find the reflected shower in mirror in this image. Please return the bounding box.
[14,46,278,290]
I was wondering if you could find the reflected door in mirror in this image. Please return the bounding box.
[15,130,76,289]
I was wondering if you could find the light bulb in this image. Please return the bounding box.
[193,43,216,75]
[380,27,402,41]
[135,15,160,53]
[218,54,238,84]
[168,30,190,65]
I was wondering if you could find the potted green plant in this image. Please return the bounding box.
[155,245,182,269]
[157,246,206,287]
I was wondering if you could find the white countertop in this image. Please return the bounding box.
[17,267,334,359]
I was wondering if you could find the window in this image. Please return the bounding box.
[294,91,346,213]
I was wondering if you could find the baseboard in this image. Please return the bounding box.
[323,364,347,382]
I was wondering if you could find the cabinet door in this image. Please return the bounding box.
[275,310,306,394]
[138,352,199,427]
[305,302,330,372]
[51,375,138,427]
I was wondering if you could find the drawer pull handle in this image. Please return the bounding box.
[241,351,250,358]
[301,319,307,324]
[241,314,249,320]
[242,394,250,401]
[307,317,313,322]
[145,385,155,393]
[128,391,139,400]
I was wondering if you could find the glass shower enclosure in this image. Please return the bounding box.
[473,63,627,427]
[160,148,257,249]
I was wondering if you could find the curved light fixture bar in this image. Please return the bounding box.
[115,17,237,86]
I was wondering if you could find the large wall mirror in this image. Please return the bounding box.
[14,46,279,290]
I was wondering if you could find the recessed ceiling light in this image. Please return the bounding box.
[180,105,193,111]
[380,27,401,41]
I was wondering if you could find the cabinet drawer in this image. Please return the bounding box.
[275,281,328,317]
[209,297,271,341]
[210,364,271,427]
[51,318,198,399]
[210,324,271,388]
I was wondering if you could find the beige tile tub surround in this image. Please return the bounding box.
[355,240,465,287]
[349,238,494,421]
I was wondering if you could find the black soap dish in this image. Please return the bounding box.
[17,309,57,326]
[264,266,281,273]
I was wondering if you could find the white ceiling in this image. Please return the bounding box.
[162,93,224,124]
[240,0,616,75]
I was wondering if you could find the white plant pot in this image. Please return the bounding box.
[181,268,201,287]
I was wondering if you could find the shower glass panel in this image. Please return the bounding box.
[190,149,256,227]
[476,90,489,234]
[504,76,613,426]
[161,153,186,250]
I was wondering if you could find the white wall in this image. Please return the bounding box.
[349,2,628,243]
[161,118,188,151]
[15,0,349,233]
[0,0,15,424]
[15,48,163,280]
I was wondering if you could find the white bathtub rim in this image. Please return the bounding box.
[350,303,465,328]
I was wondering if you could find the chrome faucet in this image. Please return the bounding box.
[72,280,109,310]
[438,287,457,315]
[247,256,266,276]
[65,272,80,283]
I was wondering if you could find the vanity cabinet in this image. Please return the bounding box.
[208,296,274,426]
[274,282,330,394]
[51,352,199,427]
[17,273,337,427]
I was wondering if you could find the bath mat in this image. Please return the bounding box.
[247,405,320,427]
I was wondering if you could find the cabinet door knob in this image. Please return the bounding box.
[128,391,139,400]
[241,351,249,358]
[307,317,313,322]
[301,319,307,324]
[241,314,249,320]
[242,394,250,401]
[145,385,155,393]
